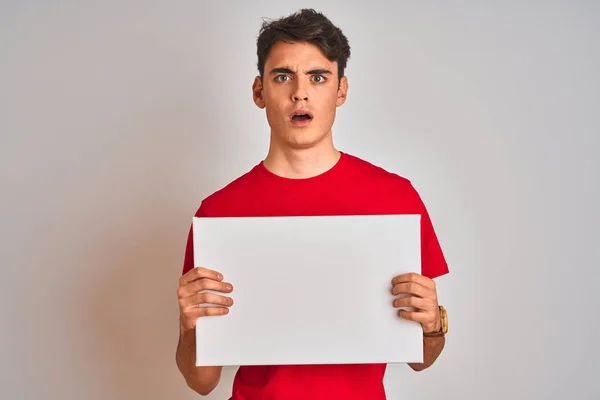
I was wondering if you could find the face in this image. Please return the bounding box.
[252,41,348,150]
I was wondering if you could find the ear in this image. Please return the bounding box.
[336,75,348,107]
[252,76,265,109]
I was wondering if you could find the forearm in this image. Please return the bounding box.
[176,326,222,395]
[408,336,445,371]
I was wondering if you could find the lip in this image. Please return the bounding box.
[289,109,314,120]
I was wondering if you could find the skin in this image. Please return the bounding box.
[176,267,232,395]
[253,40,348,179]
[392,273,446,371]
[176,41,445,396]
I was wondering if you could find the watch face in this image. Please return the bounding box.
[440,306,448,333]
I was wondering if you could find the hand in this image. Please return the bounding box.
[177,267,234,331]
[391,272,440,333]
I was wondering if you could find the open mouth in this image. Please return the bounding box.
[290,110,314,123]
[291,114,312,121]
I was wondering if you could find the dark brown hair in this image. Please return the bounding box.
[256,9,351,81]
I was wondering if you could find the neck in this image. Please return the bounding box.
[263,131,341,179]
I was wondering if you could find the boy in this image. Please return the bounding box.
[176,9,449,399]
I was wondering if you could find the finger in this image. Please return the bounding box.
[181,306,230,329]
[391,282,432,298]
[178,278,233,298]
[183,306,230,321]
[179,266,223,286]
[393,295,429,310]
[391,272,435,290]
[183,292,234,310]
[398,310,430,324]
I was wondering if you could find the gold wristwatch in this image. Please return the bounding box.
[423,305,448,338]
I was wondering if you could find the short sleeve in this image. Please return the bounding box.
[409,184,449,279]
[181,203,207,276]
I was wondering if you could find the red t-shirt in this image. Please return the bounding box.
[181,152,449,400]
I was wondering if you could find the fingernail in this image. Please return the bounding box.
[226,284,232,290]
[217,273,223,280]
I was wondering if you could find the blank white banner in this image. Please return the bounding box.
[192,214,423,367]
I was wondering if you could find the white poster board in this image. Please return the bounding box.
[192,214,423,366]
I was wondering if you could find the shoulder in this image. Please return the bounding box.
[194,164,261,216]
[342,152,427,212]
[344,153,414,190]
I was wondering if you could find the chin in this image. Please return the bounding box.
[284,132,327,149]
[270,122,332,149]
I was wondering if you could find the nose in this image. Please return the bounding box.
[293,94,308,101]
[291,80,309,102]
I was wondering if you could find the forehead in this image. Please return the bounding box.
[265,41,337,70]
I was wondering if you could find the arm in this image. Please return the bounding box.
[176,267,234,395]
[395,184,448,371]
[176,322,223,395]
[391,273,447,371]
[408,335,445,372]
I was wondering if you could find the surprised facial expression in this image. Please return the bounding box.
[253,41,348,149]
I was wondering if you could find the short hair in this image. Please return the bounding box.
[256,9,351,81]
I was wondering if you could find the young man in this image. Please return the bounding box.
[176,9,449,400]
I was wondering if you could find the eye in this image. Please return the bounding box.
[275,75,289,82]
[311,75,326,83]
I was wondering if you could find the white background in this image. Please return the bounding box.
[1,1,598,399]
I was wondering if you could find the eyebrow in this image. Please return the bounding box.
[269,67,333,75]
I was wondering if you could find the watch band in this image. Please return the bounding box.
[423,330,445,338]
[423,305,448,338]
